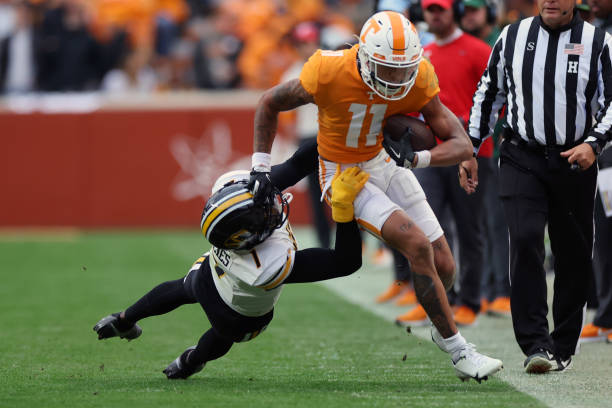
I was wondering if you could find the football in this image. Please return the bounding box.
[383,115,437,151]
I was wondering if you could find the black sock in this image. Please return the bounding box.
[112,313,135,332]
[124,278,196,323]
[187,328,234,366]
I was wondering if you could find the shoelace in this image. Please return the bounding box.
[454,343,487,366]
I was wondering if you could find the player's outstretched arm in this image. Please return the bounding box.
[420,96,472,166]
[285,167,369,284]
[270,137,318,191]
[254,78,314,154]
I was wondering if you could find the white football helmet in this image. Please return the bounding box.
[202,170,289,251]
[211,170,250,194]
[358,11,423,100]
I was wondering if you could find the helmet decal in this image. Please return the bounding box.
[224,229,252,249]
[360,17,381,43]
[386,11,406,54]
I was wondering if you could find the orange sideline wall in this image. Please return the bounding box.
[0,93,313,227]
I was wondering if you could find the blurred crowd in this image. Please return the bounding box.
[1,0,608,95]
[0,0,364,94]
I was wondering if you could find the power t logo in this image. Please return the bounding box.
[170,122,297,201]
[170,121,250,202]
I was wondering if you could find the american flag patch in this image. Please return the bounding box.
[564,43,584,55]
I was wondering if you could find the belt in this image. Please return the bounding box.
[502,127,588,171]
[502,127,548,156]
[507,137,547,155]
[502,126,585,155]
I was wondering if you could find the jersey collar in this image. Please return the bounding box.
[434,28,463,47]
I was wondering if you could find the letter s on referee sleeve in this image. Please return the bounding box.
[468,27,509,151]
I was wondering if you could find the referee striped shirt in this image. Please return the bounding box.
[469,13,612,152]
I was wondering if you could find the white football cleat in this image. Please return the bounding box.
[452,343,503,383]
[431,326,503,382]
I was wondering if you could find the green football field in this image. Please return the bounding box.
[0,229,562,407]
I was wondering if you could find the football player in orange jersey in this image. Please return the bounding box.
[248,10,502,382]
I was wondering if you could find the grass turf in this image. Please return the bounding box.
[0,230,544,408]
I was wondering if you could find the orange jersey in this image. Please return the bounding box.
[299,45,439,163]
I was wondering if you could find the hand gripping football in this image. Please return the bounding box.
[383,115,437,151]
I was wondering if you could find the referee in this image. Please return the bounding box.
[463,0,612,374]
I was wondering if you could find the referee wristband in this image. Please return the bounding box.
[414,151,431,168]
[251,152,271,172]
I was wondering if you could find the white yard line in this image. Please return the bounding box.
[294,228,611,408]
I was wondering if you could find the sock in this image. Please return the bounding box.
[188,328,234,366]
[124,278,196,323]
[113,313,135,332]
[440,331,467,361]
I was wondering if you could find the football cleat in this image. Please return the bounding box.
[93,313,142,341]
[487,297,511,317]
[163,346,206,379]
[480,298,490,314]
[395,288,417,306]
[431,326,503,382]
[579,323,612,343]
[395,304,429,327]
[375,280,407,303]
[453,305,478,327]
[523,349,555,374]
[452,343,503,382]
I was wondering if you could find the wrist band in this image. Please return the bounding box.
[251,152,271,172]
[414,151,431,168]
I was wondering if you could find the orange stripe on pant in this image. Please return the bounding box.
[357,218,382,238]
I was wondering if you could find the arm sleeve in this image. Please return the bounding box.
[284,220,361,283]
[270,137,318,190]
[468,28,509,154]
[585,35,612,150]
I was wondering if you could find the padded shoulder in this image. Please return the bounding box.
[299,46,358,101]
[413,58,439,97]
[404,58,439,111]
[300,50,323,96]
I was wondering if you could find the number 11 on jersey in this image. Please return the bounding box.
[346,103,387,148]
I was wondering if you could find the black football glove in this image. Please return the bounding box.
[247,170,273,203]
[382,128,416,168]
[163,346,206,379]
